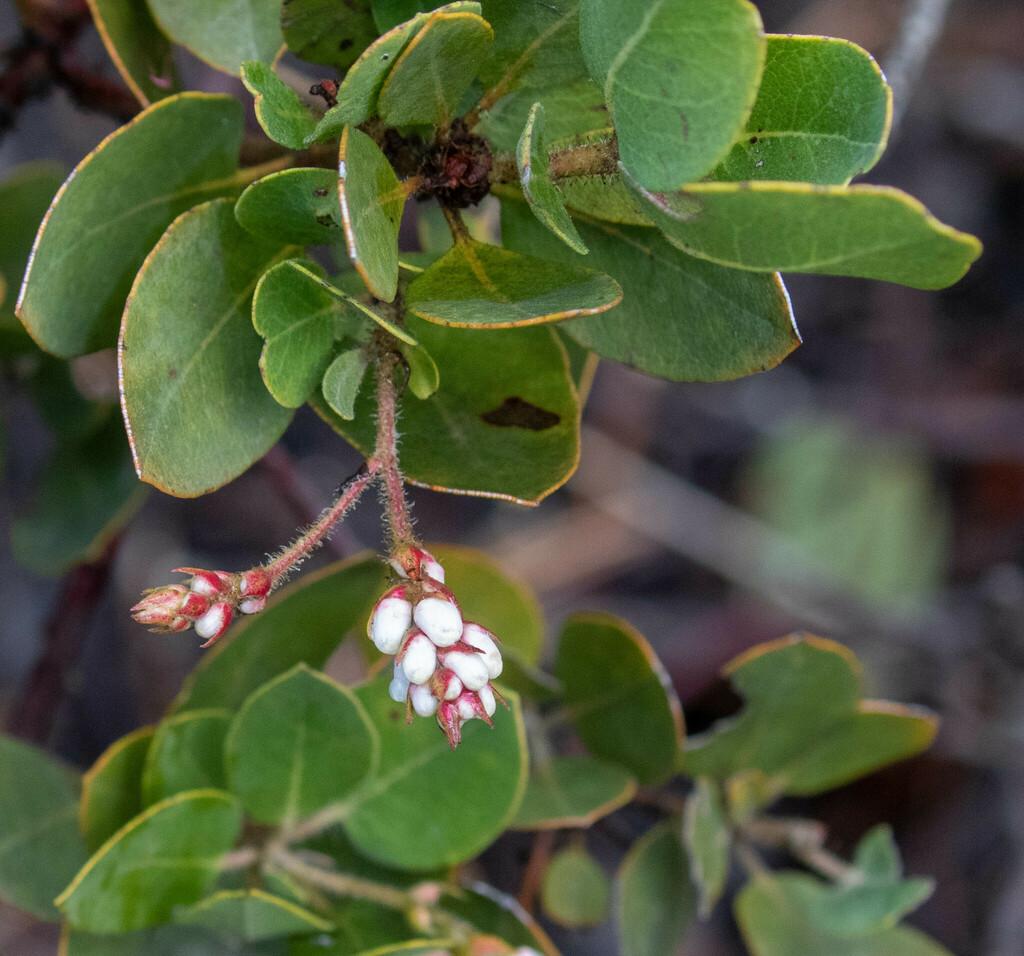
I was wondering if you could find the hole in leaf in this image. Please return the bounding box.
[480,397,560,431]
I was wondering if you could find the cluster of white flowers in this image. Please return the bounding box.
[367,547,503,748]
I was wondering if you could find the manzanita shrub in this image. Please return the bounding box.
[0,0,982,954]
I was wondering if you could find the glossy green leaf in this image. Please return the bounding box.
[500,198,800,382]
[736,872,950,956]
[57,790,243,932]
[711,35,891,185]
[341,674,527,869]
[10,407,148,576]
[517,102,587,253]
[631,178,983,290]
[322,348,370,420]
[236,168,347,246]
[61,923,237,956]
[0,163,64,353]
[0,736,88,920]
[172,554,386,714]
[402,340,440,400]
[683,778,730,917]
[372,1,481,32]
[17,94,244,357]
[287,899,420,954]
[513,756,635,830]
[226,665,377,825]
[339,126,405,301]
[541,848,611,927]
[253,259,348,408]
[148,0,283,75]
[80,727,155,854]
[680,635,938,797]
[580,0,766,190]
[378,10,493,125]
[440,884,559,955]
[406,238,620,328]
[119,198,294,497]
[314,313,581,504]
[282,0,377,71]
[554,613,684,784]
[142,710,231,806]
[85,0,179,106]
[176,889,333,939]
[241,62,317,149]
[616,822,695,956]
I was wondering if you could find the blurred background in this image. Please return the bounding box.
[1,0,1022,953]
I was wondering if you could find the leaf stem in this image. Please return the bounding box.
[269,847,416,910]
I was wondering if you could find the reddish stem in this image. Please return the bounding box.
[373,346,417,552]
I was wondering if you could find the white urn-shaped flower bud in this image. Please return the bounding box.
[462,623,502,679]
[477,684,497,718]
[368,587,413,654]
[413,596,463,647]
[399,630,438,684]
[389,661,410,703]
[194,603,233,647]
[410,683,439,717]
[442,648,490,691]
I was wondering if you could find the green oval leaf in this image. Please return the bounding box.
[85,0,179,106]
[406,237,620,328]
[513,755,636,830]
[141,710,231,806]
[56,790,243,932]
[541,847,611,927]
[241,61,318,149]
[341,674,527,869]
[226,664,378,825]
[119,198,295,497]
[314,313,581,504]
[554,612,684,784]
[282,0,378,71]
[631,177,983,290]
[62,924,231,956]
[617,822,695,956]
[236,167,346,245]
[148,0,283,75]
[17,93,244,357]
[171,554,387,714]
[80,727,155,854]
[500,197,800,382]
[323,347,371,420]
[0,736,88,920]
[378,9,493,126]
[711,35,892,185]
[175,888,333,939]
[682,778,730,917]
[339,126,406,302]
[580,0,766,190]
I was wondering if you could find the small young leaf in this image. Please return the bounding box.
[56,790,243,932]
[554,613,684,784]
[236,167,347,245]
[119,198,295,497]
[580,0,766,191]
[85,0,179,106]
[631,177,983,290]
[323,348,370,420]
[616,822,696,956]
[141,710,231,805]
[339,126,406,302]
[513,755,636,830]
[402,339,440,399]
[18,93,244,357]
[171,553,386,714]
[406,237,620,328]
[253,259,348,408]
[174,888,333,940]
[80,727,155,854]
[241,61,317,149]
[518,102,587,253]
[378,10,493,126]
[0,736,88,920]
[226,664,378,825]
[342,674,527,869]
[500,198,800,383]
[148,0,283,75]
[541,847,611,927]
[711,35,892,185]
[282,0,378,71]
[683,778,731,917]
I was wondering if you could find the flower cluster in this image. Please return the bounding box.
[130,567,273,647]
[368,547,504,748]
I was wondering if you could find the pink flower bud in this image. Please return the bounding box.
[389,546,444,583]
[175,568,231,597]
[368,589,413,654]
[437,700,463,749]
[413,597,463,647]
[431,668,463,701]
[131,585,211,632]
[462,623,502,679]
[442,649,489,691]
[194,603,233,647]
[398,631,437,684]
[239,568,272,598]
[410,683,438,717]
